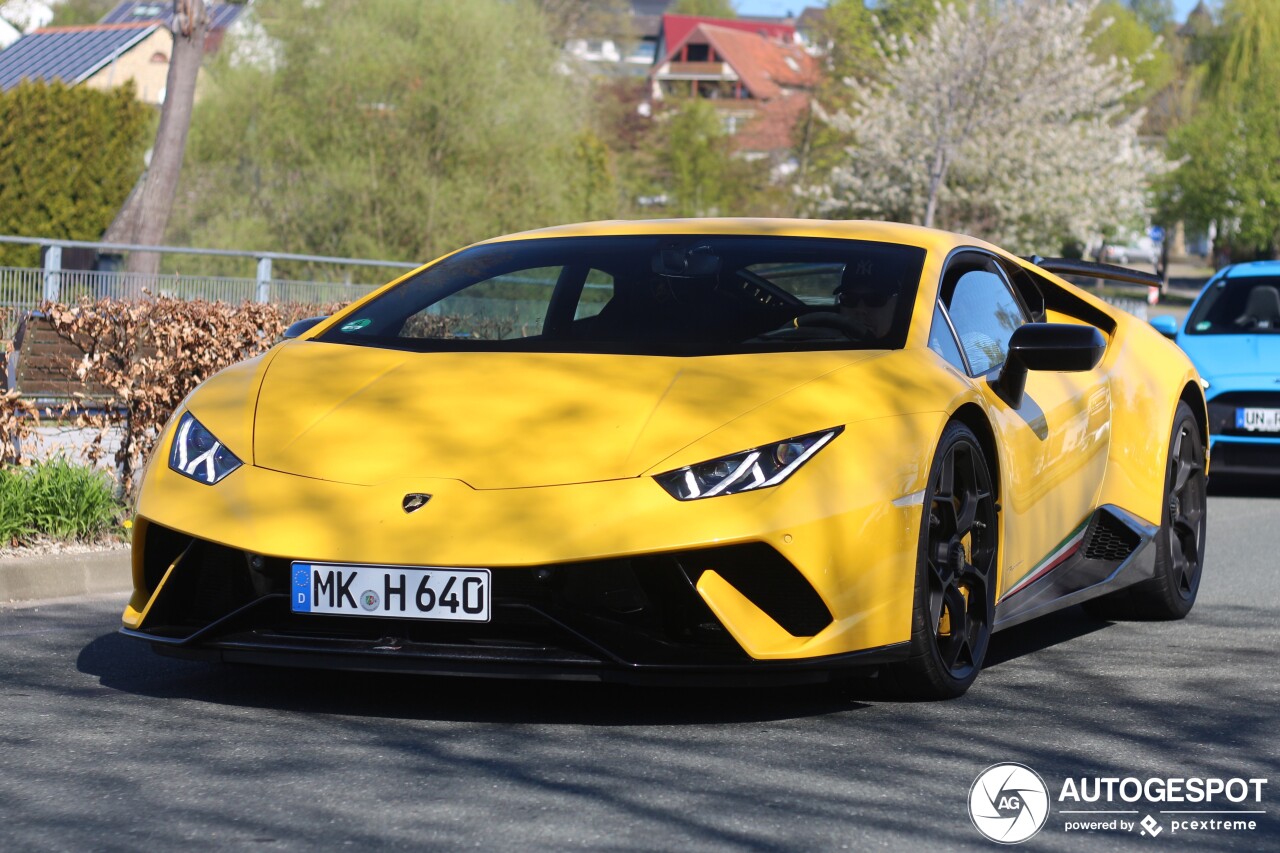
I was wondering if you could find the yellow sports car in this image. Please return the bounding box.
[121,220,1208,698]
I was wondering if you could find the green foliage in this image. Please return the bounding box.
[0,81,151,267]
[660,100,769,217]
[1160,0,1280,257]
[1207,0,1280,104]
[567,131,618,222]
[0,459,124,545]
[1091,2,1175,109]
[670,0,736,18]
[872,0,941,42]
[46,0,117,27]
[819,0,939,86]
[174,0,592,263]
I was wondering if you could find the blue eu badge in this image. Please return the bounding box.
[292,564,311,611]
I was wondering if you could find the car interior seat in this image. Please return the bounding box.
[1234,285,1280,329]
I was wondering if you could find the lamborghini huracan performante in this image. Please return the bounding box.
[122,220,1209,698]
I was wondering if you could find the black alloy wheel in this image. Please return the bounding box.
[890,421,999,699]
[1163,409,1208,606]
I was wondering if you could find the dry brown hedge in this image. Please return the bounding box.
[1,298,344,491]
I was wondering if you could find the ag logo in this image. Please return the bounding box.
[969,763,1050,844]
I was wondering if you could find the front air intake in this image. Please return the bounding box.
[678,543,833,637]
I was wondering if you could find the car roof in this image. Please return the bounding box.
[1221,261,1280,278]
[477,218,985,257]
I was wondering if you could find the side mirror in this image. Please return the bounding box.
[283,316,328,340]
[1149,315,1179,339]
[992,323,1106,408]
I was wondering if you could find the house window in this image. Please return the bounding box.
[686,43,710,62]
[150,52,168,64]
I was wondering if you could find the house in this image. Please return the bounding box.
[648,13,818,163]
[563,0,672,77]
[0,23,172,103]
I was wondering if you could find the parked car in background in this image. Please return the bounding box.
[1099,236,1160,265]
[1151,260,1280,476]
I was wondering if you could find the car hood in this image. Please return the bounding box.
[248,341,878,488]
[1180,333,1280,381]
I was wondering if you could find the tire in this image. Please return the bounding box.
[885,421,999,700]
[1083,401,1207,620]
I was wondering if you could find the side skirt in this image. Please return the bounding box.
[993,505,1158,631]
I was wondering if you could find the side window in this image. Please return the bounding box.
[575,270,614,320]
[928,302,968,372]
[943,269,1027,375]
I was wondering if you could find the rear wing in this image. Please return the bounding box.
[1024,256,1162,288]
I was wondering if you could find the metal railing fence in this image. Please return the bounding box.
[0,234,420,339]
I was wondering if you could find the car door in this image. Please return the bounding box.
[935,251,1111,597]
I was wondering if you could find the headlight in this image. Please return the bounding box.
[169,412,243,485]
[654,427,842,501]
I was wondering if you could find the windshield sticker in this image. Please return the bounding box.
[340,319,372,333]
[1195,321,1211,331]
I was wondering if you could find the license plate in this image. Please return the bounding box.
[1236,408,1280,432]
[291,562,490,622]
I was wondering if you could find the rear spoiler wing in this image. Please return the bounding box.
[1023,256,1162,288]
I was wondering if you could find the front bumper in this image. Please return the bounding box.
[124,411,940,676]
[122,524,908,685]
[1206,391,1280,475]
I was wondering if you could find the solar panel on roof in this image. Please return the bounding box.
[0,24,159,92]
[99,1,245,30]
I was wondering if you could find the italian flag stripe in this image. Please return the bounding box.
[1002,519,1091,599]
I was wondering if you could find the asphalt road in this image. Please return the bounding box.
[2,482,1277,852]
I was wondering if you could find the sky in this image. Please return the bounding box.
[734,0,1208,22]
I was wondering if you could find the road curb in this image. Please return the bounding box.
[0,549,131,603]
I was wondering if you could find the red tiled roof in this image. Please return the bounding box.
[660,13,796,50]
[673,22,817,100]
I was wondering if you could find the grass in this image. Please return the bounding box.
[0,458,126,547]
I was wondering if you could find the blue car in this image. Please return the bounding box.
[1152,261,1280,475]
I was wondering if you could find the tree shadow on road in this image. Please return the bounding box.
[76,629,877,725]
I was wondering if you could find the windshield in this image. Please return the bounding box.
[1186,276,1280,335]
[317,235,927,355]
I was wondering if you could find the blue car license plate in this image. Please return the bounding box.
[1236,408,1280,433]
[291,562,490,622]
